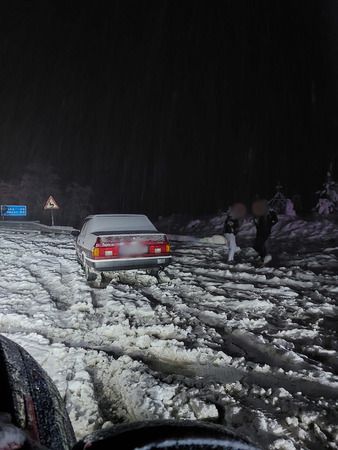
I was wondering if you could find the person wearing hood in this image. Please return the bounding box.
[252,199,278,264]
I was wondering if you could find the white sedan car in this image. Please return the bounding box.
[73,214,172,282]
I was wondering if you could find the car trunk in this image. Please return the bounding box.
[91,233,170,259]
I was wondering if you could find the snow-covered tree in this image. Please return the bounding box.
[285,198,296,216]
[0,164,93,225]
[269,183,287,214]
[0,181,20,204]
[315,171,338,215]
[18,163,62,221]
[62,183,93,227]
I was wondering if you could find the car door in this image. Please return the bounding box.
[77,220,90,253]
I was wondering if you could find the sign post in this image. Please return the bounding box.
[44,196,60,226]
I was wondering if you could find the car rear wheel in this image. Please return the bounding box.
[84,263,97,282]
[147,268,160,277]
[0,335,75,450]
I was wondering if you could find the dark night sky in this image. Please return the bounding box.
[0,1,338,215]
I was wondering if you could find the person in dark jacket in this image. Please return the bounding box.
[252,200,278,264]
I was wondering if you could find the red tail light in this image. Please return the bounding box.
[148,240,171,255]
[92,237,119,259]
[91,235,171,259]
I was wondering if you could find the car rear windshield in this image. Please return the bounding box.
[88,215,157,234]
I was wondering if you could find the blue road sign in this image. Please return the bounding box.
[1,205,27,217]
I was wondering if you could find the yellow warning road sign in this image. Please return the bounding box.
[44,195,60,210]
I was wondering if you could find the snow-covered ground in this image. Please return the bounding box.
[0,219,337,450]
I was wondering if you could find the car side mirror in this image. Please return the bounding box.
[71,230,80,237]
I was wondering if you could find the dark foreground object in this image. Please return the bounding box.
[0,335,75,450]
[73,421,259,450]
[0,335,259,450]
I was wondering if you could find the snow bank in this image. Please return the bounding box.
[0,229,337,449]
[159,213,338,243]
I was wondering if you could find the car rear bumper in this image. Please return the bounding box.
[85,255,172,271]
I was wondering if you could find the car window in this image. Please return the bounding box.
[80,219,90,237]
[88,216,157,233]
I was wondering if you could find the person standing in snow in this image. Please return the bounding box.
[252,199,278,265]
[223,203,246,263]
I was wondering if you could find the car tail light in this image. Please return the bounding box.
[92,237,119,259]
[148,239,171,255]
[91,235,171,259]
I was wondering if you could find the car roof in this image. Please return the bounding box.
[83,214,158,233]
[85,214,148,219]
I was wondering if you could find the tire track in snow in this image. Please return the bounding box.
[1,230,338,449]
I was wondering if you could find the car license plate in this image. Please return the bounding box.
[119,242,147,256]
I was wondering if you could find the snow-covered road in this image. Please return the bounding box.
[0,227,337,450]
